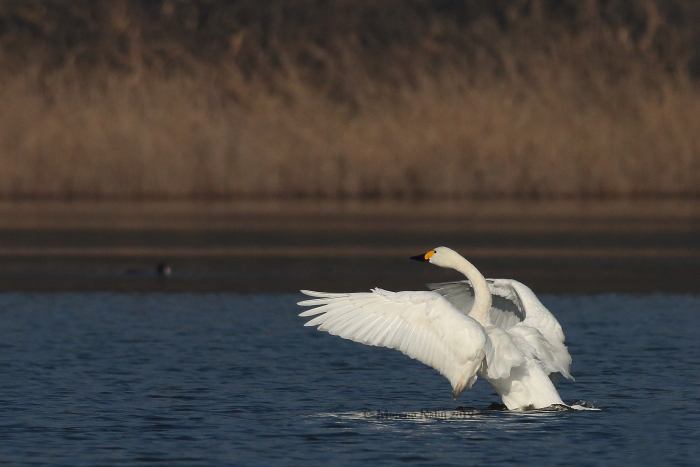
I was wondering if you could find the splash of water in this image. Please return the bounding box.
[568,400,601,411]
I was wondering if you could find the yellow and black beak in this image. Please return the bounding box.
[410,250,435,262]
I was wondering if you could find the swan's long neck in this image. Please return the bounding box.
[451,256,492,326]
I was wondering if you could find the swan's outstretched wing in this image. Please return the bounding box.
[298,289,488,397]
[428,279,573,381]
[427,280,525,329]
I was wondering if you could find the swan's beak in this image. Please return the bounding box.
[410,250,435,262]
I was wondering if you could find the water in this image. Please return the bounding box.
[0,292,698,466]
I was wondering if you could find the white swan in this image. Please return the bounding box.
[298,246,573,410]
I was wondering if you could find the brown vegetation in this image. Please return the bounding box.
[1,0,700,199]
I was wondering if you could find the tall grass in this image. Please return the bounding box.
[1,0,700,199]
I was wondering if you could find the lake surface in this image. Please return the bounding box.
[0,292,698,466]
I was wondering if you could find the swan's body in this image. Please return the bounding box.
[298,247,573,410]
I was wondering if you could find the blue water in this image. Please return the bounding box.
[0,293,698,466]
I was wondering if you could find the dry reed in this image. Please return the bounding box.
[1,0,700,199]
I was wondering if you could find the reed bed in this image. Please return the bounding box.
[1,0,700,199]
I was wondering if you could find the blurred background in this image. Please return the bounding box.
[1,0,699,293]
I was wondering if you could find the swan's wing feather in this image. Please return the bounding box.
[427,280,525,328]
[425,281,476,315]
[482,326,526,380]
[507,324,571,378]
[429,279,573,380]
[490,279,573,380]
[298,289,488,397]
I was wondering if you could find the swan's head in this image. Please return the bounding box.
[410,246,460,269]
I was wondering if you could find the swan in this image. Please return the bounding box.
[298,246,573,410]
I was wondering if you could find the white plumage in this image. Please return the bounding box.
[299,289,488,397]
[298,246,573,410]
[428,278,573,382]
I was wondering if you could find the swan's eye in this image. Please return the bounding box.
[424,250,435,260]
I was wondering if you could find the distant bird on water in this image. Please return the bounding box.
[298,247,573,410]
[157,262,172,276]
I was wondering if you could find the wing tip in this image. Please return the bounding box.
[300,290,353,298]
[451,371,479,399]
[300,289,321,297]
[298,290,344,306]
[298,308,321,316]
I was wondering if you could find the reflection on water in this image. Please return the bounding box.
[0,293,697,466]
